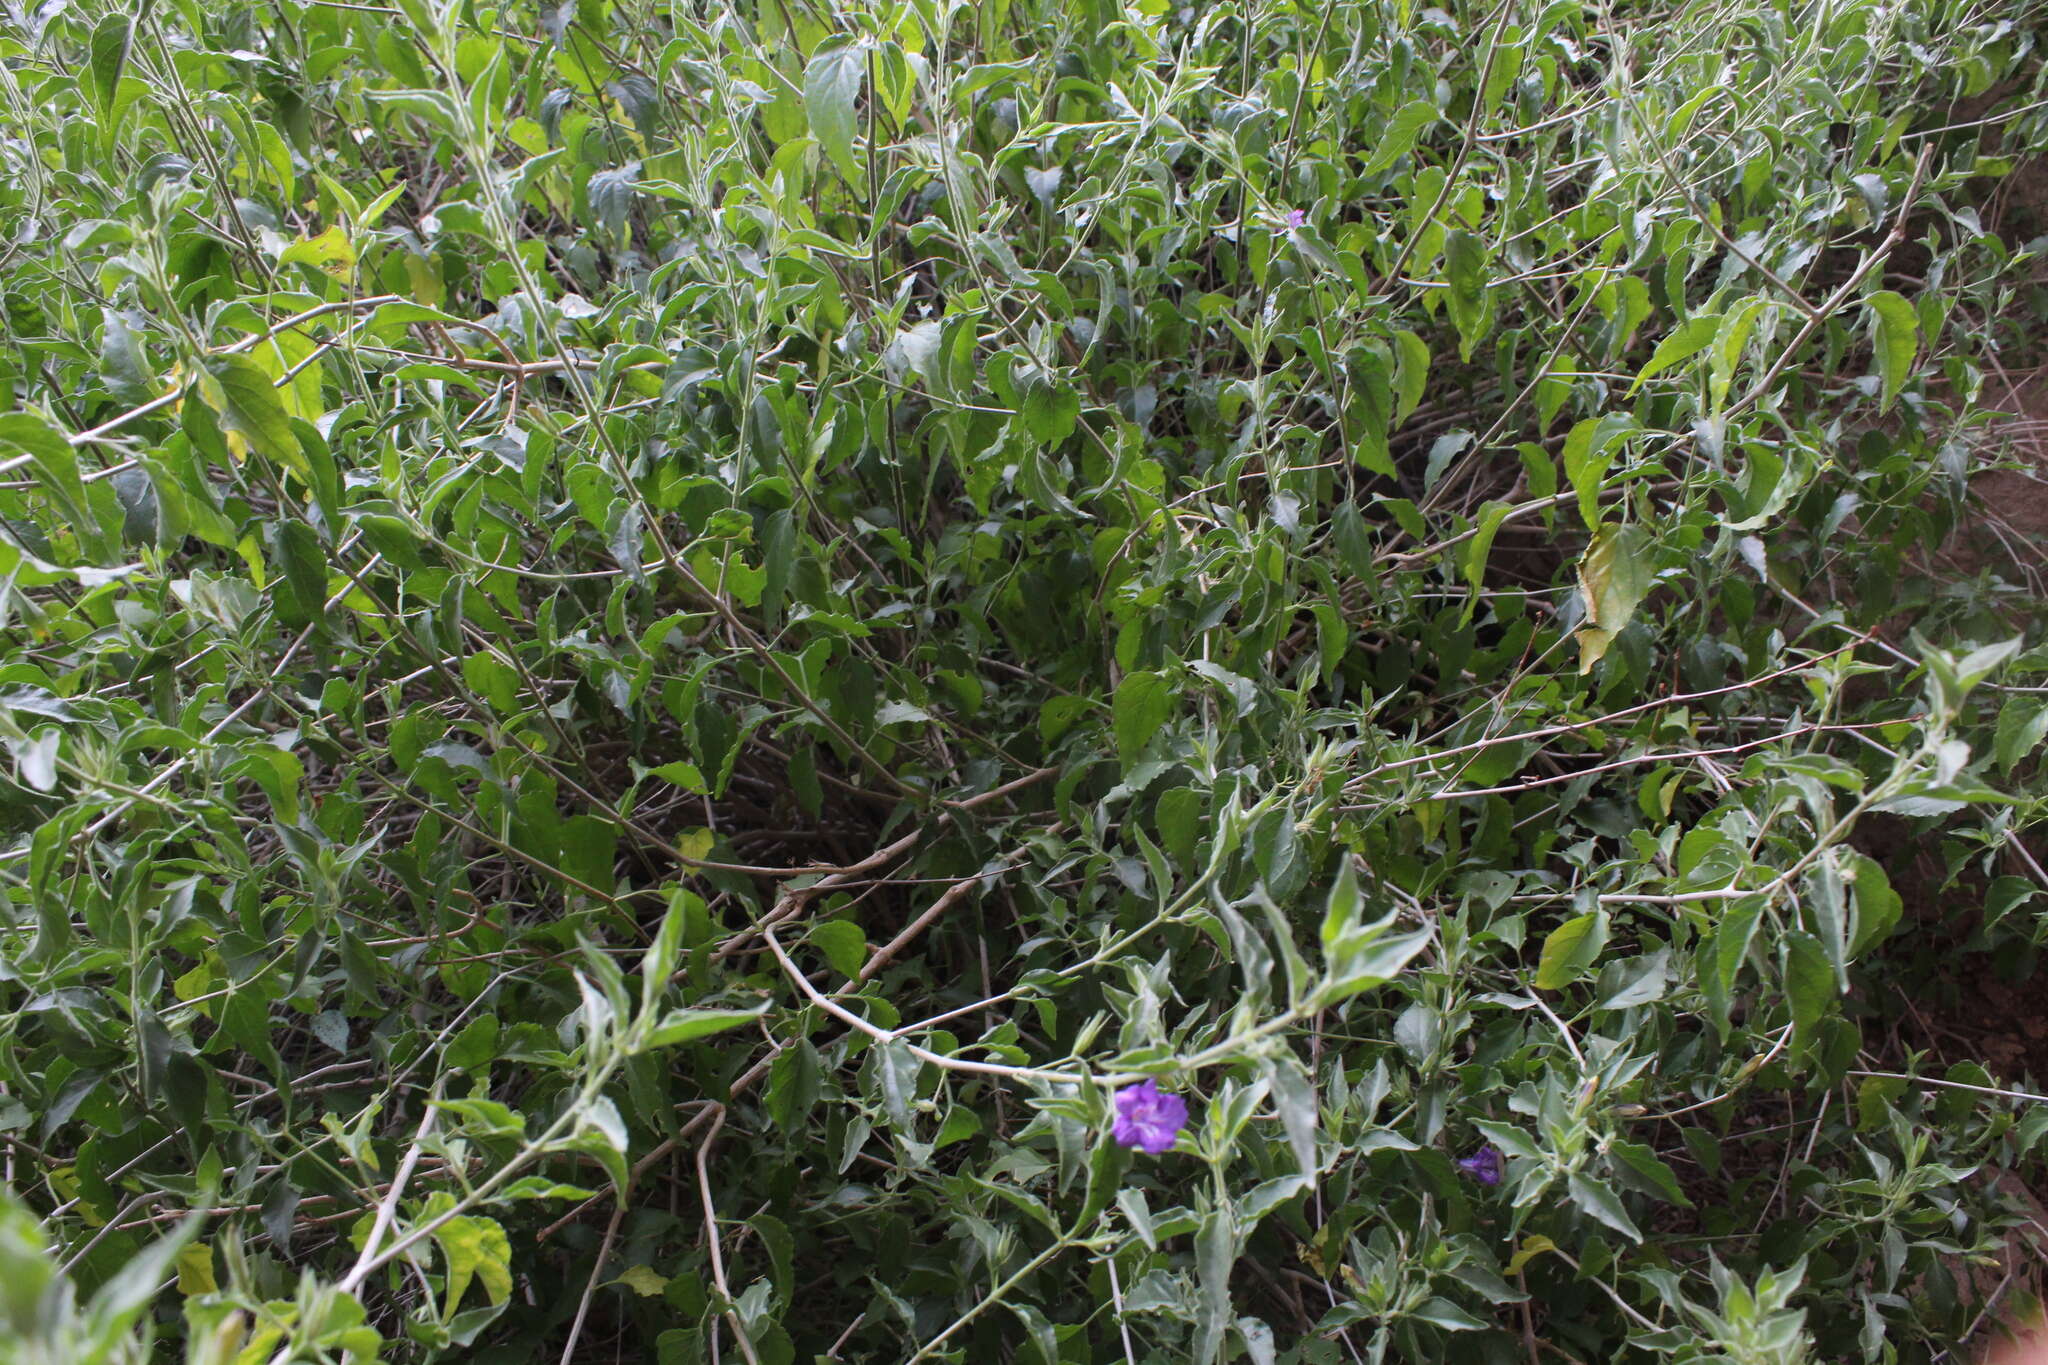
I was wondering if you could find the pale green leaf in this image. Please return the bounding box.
[806,40,867,185]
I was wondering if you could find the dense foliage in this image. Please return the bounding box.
[2,0,2047,1359]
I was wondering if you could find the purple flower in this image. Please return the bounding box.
[1285,207,1307,229]
[1112,1080,1188,1154]
[1456,1144,1504,1187]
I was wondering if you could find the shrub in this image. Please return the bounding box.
[0,0,2044,1361]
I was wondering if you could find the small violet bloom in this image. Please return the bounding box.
[1112,1079,1189,1154]
[1285,207,1308,229]
[1456,1144,1505,1187]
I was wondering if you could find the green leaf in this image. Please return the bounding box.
[1331,501,1375,579]
[1319,927,1432,1003]
[1628,312,1721,395]
[1391,330,1431,424]
[1703,895,1764,1032]
[274,519,329,628]
[446,1015,500,1071]
[1460,499,1513,624]
[1113,670,1172,772]
[88,16,132,117]
[1118,1187,1159,1250]
[1320,860,1363,955]
[1534,910,1607,990]
[1591,950,1670,1011]
[1195,1202,1236,1364]
[571,1097,632,1193]
[806,40,867,185]
[436,1098,525,1140]
[463,652,520,713]
[1039,695,1090,744]
[810,919,868,979]
[1984,876,2041,933]
[648,760,707,792]
[1781,929,1835,1038]
[640,890,694,1013]
[639,1004,770,1051]
[1411,1297,1489,1331]
[1843,852,1902,957]
[1567,1172,1642,1243]
[1346,347,1396,477]
[1472,1119,1542,1161]
[1265,1053,1320,1180]
[198,354,305,475]
[1444,229,1493,361]
[1359,100,1436,177]
[1021,377,1081,445]
[1710,296,1767,407]
[1865,289,1918,412]
[872,1038,920,1130]
[1561,413,1635,528]
[0,414,96,550]
[767,1041,824,1133]
[1008,1303,1061,1365]
[84,1204,207,1333]
[1994,697,2048,773]
[352,512,429,569]
[1608,1139,1692,1207]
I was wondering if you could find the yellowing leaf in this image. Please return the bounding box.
[279,225,357,280]
[177,1241,218,1295]
[245,327,325,424]
[1575,524,1653,674]
[49,1168,104,1228]
[1575,625,1616,674]
[1506,1235,1557,1275]
[432,1214,512,1315]
[1580,524,1651,629]
[173,954,222,1018]
[615,1265,669,1297]
[200,1308,248,1359]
